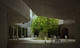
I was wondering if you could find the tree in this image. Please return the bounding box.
[31,16,59,38]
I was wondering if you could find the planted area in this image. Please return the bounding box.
[31,16,59,40]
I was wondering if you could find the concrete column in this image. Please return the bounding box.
[21,28,23,37]
[27,27,32,37]
[16,26,18,40]
[13,25,14,39]
[24,29,27,37]
[24,29,25,37]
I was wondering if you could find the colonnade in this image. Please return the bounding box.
[9,25,27,39]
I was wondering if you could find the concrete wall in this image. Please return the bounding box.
[0,0,31,48]
[75,6,80,39]
[0,3,8,48]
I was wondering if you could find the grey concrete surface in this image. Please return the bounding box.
[7,40,80,48]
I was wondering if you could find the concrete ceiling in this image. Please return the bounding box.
[8,8,28,25]
[0,0,31,25]
[23,0,80,20]
[0,0,30,20]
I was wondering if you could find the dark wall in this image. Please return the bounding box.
[0,3,8,48]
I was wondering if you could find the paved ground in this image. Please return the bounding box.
[9,38,76,44]
[7,38,77,48]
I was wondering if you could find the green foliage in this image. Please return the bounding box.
[31,16,59,36]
